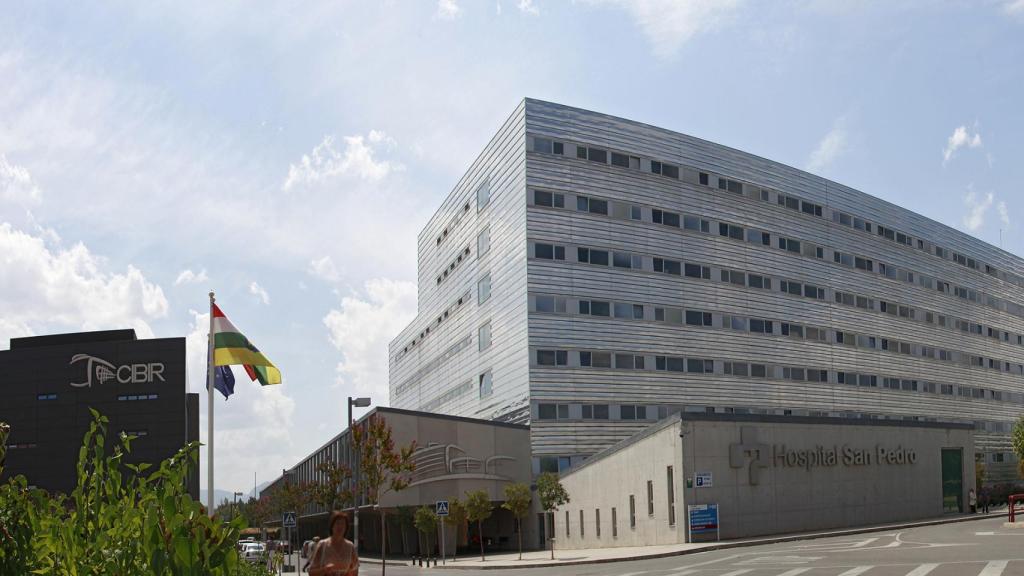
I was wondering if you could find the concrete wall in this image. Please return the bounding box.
[556,414,974,548]
[555,419,684,549]
[682,416,975,540]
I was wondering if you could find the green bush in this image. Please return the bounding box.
[0,410,272,575]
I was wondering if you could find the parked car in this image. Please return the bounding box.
[241,542,265,563]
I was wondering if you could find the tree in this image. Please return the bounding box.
[501,483,532,560]
[351,414,417,576]
[464,490,493,561]
[1014,416,1024,478]
[413,506,438,561]
[536,472,570,559]
[309,459,353,512]
[444,497,468,562]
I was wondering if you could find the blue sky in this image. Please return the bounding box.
[2,0,1022,495]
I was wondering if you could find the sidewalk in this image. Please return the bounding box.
[418,509,1007,570]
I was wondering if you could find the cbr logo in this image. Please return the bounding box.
[69,354,165,388]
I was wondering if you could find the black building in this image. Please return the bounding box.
[0,329,199,497]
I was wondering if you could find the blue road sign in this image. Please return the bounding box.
[436,500,450,516]
[687,503,718,535]
[282,511,297,528]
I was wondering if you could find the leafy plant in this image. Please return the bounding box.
[443,498,467,562]
[501,483,532,560]
[1014,416,1024,478]
[464,490,493,561]
[413,506,438,560]
[535,472,569,559]
[310,459,353,512]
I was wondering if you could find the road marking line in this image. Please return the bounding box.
[976,531,995,535]
[979,561,1008,576]
[618,572,649,576]
[904,564,939,576]
[851,538,879,548]
[775,569,811,576]
[837,567,873,576]
[719,570,753,576]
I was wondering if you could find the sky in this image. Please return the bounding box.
[2,0,1022,497]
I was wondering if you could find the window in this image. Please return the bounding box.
[533,190,565,208]
[579,300,611,317]
[616,354,645,370]
[683,215,710,232]
[534,243,565,260]
[721,270,745,285]
[630,205,642,220]
[801,201,823,217]
[610,151,630,168]
[478,322,492,351]
[538,403,568,420]
[582,404,609,419]
[532,137,553,154]
[719,223,744,240]
[477,274,492,304]
[748,274,770,289]
[612,508,618,537]
[577,247,609,266]
[718,178,743,194]
[595,509,601,537]
[565,511,570,537]
[613,252,634,268]
[629,495,636,528]
[647,480,655,516]
[477,227,490,257]
[749,319,773,334]
[37,393,58,401]
[536,349,567,366]
[535,295,562,313]
[620,405,647,420]
[585,147,608,164]
[666,466,676,526]
[751,364,767,378]
[476,180,490,210]
[650,160,679,178]
[778,237,801,253]
[699,172,709,185]
[577,195,609,215]
[652,209,681,227]
[478,370,493,398]
[684,263,710,279]
[687,358,713,373]
[778,194,799,210]
[650,257,679,275]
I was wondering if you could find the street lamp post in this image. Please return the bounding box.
[233,491,244,521]
[347,396,371,553]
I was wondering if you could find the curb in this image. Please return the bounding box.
[434,512,1006,570]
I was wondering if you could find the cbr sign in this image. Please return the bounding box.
[69,354,165,388]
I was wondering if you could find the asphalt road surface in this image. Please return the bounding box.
[377,517,1024,576]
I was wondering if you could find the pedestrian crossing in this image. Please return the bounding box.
[651,560,1022,576]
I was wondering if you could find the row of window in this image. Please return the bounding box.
[561,468,675,540]
[392,335,473,398]
[536,403,652,421]
[534,294,1024,376]
[397,290,471,359]
[532,137,681,181]
[530,347,1023,405]
[529,241,1024,358]
[529,134,1024,292]
[420,380,475,413]
[435,200,472,247]
[530,186,1024,325]
[434,245,472,286]
[36,394,57,401]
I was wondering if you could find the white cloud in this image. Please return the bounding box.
[943,125,983,165]
[584,0,742,59]
[1004,0,1024,15]
[0,223,168,350]
[806,121,848,173]
[518,0,540,15]
[282,131,401,191]
[998,201,1010,228]
[308,256,342,283]
[185,310,297,496]
[0,154,41,205]
[437,0,461,19]
[174,268,209,286]
[249,281,270,305]
[323,278,418,402]
[962,188,994,232]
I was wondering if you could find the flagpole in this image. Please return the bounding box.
[207,291,216,515]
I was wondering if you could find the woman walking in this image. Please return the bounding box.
[309,511,359,576]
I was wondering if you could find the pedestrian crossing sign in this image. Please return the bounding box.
[282,511,297,528]
[436,500,450,516]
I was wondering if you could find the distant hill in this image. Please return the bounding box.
[200,481,271,508]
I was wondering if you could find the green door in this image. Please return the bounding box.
[941,448,963,513]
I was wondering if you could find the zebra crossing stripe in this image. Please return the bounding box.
[904,564,939,576]
[979,561,1008,576]
[837,567,873,576]
[775,569,812,576]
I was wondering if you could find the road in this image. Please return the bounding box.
[370,517,1024,576]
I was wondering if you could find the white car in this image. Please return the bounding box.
[241,542,265,563]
